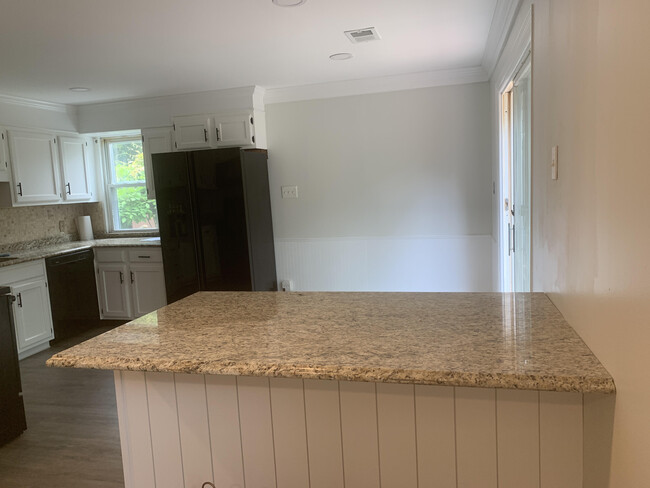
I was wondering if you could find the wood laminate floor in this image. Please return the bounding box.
[0,326,125,488]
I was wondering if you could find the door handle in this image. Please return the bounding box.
[204,128,208,142]
[17,182,23,196]
[512,224,516,252]
[130,271,135,284]
[216,127,220,141]
[507,223,512,257]
[66,182,71,195]
[119,271,124,284]
[16,293,22,307]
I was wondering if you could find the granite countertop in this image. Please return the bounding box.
[47,291,615,394]
[0,237,160,268]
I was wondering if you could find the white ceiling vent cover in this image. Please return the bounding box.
[344,27,381,43]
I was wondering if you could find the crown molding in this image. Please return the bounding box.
[264,66,489,105]
[481,0,524,79]
[0,93,72,113]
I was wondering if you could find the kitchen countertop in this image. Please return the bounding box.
[47,291,615,393]
[0,237,160,268]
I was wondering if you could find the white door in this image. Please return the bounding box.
[214,112,253,147]
[130,263,167,317]
[512,61,532,292]
[8,130,61,205]
[0,129,9,182]
[142,128,173,199]
[58,135,92,201]
[12,279,54,352]
[172,115,211,150]
[97,263,132,319]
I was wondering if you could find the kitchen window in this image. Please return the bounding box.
[103,137,158,232]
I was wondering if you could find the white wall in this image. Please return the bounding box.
[266,83,493,292]
[532,0,650,485]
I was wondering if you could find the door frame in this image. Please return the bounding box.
[497,38,533,292]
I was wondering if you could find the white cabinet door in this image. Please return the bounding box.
[97,263,132,319]
[142,128,172,200]
[0,129,9,182]
[172,115,211,150]
[12,279,54,353]
[8,130,61,205]
[130,263,167,317]
[58,135,92,201]
[213,112,254,148]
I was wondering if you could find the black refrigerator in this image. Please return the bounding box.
[153,148,277,304]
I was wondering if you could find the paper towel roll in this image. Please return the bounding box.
[76,215,94,241]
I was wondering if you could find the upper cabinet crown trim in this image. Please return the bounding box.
[0,93,71,114]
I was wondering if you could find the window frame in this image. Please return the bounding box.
[102,135,158,233]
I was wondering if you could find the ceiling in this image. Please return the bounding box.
[0,0,504,105]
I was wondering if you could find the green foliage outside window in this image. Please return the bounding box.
[109,140,158,230]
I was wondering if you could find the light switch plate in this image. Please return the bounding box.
[281,185,298,199]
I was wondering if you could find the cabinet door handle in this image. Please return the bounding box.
[204,128,208,142]
[138,255,150,259]
[17,293,22,308]
[130,271,135,284]
[216,127,220,141]
[66,182,71,195]
[119,271,124,284]
[17,182,23,196]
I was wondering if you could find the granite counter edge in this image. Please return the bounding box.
[46,354,616,394]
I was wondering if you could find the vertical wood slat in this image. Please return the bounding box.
[205,375,245,488]
[414,385,457,488]
[175,373,214,488]
[496,389,540,488]
[237,376,277,488]
[455,387,497,488]
[304,379,344,488]
[116,371,156,488]
[145,372,184,488]
[339,381,380,488]
[539,392,583,488]
[376,383,418,488]
[269,378,310,488]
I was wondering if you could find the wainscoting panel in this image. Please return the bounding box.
[114,373,585,488]
[274,235,493,292]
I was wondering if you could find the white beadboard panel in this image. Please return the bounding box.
[175,374,214,488]
[205,375,246,488]
[237,376,277,488]
[376,383,418,488]
[539,392,583,488]
[114,374,589,488]
[274,235,493,292]
[145,372,184,488]
[496,389,540,488]
[339,381,381,488]
[269,378,310,488]
[455,387,498,488]
[414,385,457,488]
[303,379,345,488]
[116,371,156,488]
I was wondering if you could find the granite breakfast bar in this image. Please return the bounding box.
[48,292,615,488]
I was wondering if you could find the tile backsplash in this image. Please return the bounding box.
[0,202,106,248]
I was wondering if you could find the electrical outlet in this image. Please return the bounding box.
[281,185,298,199]
[280,280,293,291]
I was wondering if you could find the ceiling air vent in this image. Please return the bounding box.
[344,27,381,43]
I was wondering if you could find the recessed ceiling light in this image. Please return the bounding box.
[69,87,90,92]
[272,0,307,6]
[329,53,353,61]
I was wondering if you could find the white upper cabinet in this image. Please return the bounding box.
[7,129,61,205]
[0,129,9,182]
[172,115,212,150]
[142,127,173,200]
[58,135,92,201]
[213,112,254,148]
